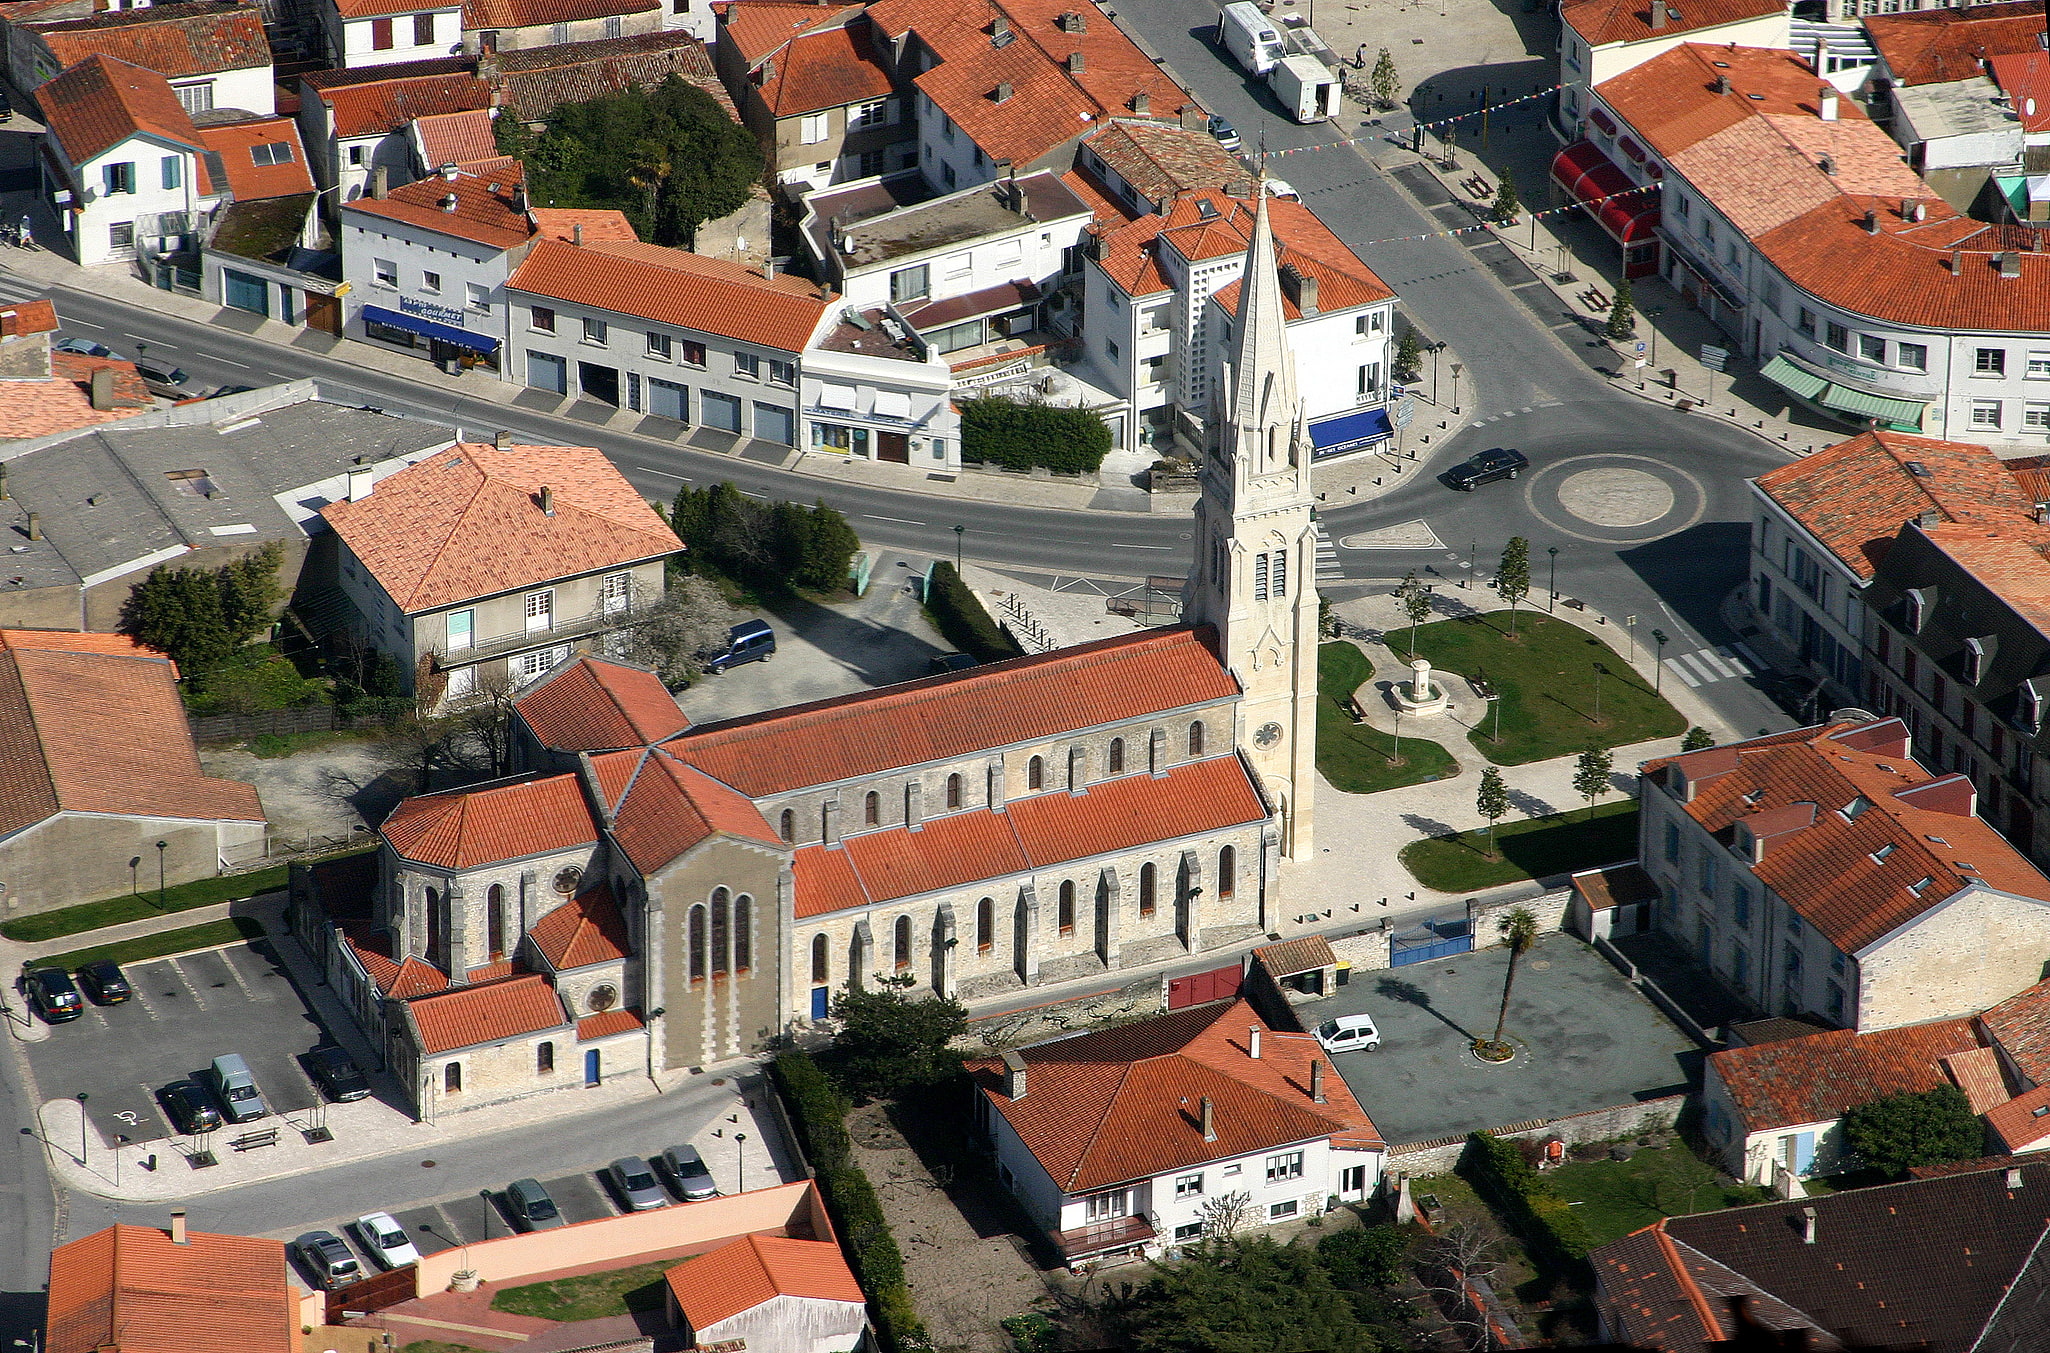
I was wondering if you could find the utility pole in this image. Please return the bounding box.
[1652,629,1668,693]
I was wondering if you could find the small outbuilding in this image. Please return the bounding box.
[664,1233,866,1353]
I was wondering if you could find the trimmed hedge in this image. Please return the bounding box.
[771,1052,927,1352]
[923,562,1024,665]
[959,395,1111,475]
[1459,1130,1594,1267]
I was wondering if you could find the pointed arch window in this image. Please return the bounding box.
[688,904,707,981]
[487,883,506,961]
[779,809,796,842]
[711,887,730,976]
[864,791,880,826]
[1219,845,1236,899]
[1108,738,1125,775]
[734,894,752,972]
[977,897,994,952]
[894,914,913,970]
[1058,880,1075,935]
[947,773,963,809]
[1028,756,1044,790]
[1139,861,1157,916]
[1188,722,1205,757]
[811,931,830,984]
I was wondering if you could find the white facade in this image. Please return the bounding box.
[325,1,462,67]
[660,0,714,43]
[1556,8,1791,130]
[340,207,518,364]
[802,344,960,471]
[48,132,212,267]
[823,181,1087,320]
[914,92,1000,198]
[164,64,277,117]
[1747,481,1867,704]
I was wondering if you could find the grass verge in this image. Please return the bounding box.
[490,1259,674,1322]
[1407,612,1684,765]
[0,865,291,943]
[1544,1145,1772,1248]
[1400,802,1638,891]
[33,916,266,972]
[1316,642,1459,794]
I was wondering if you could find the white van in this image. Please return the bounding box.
[1269,53,1341,123]
[1217,1,1286,76]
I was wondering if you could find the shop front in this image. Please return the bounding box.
[361,301,501,373]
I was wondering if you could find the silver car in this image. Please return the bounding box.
[661,1144,719,1201]
[607,1156,668,1211]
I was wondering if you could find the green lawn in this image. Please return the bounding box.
[0,865,292,943]
[490,1259,674,1322]
[1544,1146,1772,1247]
[1400,802,1639,891]
[1316,642,1459,794]
[1406,612,1684,765]
[32,916,266,972]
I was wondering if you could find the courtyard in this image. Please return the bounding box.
[1311,933,1699,1145]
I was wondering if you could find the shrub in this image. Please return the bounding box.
[959,395,1111,475]
[669,484,858,593]
[1459,1131,1593,1265]
[923,562,1024,664]
[1841,1084,1984,1178]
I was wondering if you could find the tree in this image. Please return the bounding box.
[960,394,1112,474]
[1841,1085,1984,1178]
[1681,726,1717,751]
[1118,1236,1368,1353]
[121,541,286,675]
[1198,1191,1254,1242]
[1394,326,1424,383]
[1605,276,1637,343]
[378,714,457,794]
[1490,176,1522,225]
[1476,766,1510,858]
[1416,1220,1510,1353]
[1494,536,1529,635]
[826,987,969,1098]
[795,499,861,591]
[1396,570,1431,658]
[613,575,739,685]
[1573,742,1615,820]
[1483,907,1539,1056]
[451,667,522,775]
[1370,48,1400,109]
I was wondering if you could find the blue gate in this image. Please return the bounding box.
[1390,917,1474,967]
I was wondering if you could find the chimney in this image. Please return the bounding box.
[440,193,459,213]
[1818,153,1836,176]
[1200,1095,1216,1142]
[1062,8,1087,30]
[1068,50,1086,74]
[347,467,374,501]
[1132,91,1151,115]
[1310,1058,1326,1103]
[170,1210,188,1245]
[2000,250,2023,277]
[441,162,459,182]
[495,429,512,449]
[763,254,777,278]
[1715,74,1732,95]
[513,181,529,212]
[1801,1206,1818,1244]
[370,165,388,199]
[26,512,40,541]
[1002,1048,1028,1098]
[540,485,555,516]
[573,222,584,246]
[1249,1025,1262,1058]
[1650,0,1667,25]
[1280,263,1319,314]
[994,82,1013,103]
[1819,86,1839,120]
[1948,249,1962,274]
[89,366,115,410]
[2008,1167,2026,1188]
[991,11,1009,37]
[1863,209,1879,234]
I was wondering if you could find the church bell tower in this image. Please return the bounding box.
[1184,187,1319,858]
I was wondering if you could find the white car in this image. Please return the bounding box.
[353,1213,421,1269]
[1264,178,1300,200]
[1314,1013,1382,1053]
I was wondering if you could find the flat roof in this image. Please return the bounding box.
[813,172,1087,270]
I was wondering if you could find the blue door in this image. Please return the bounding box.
[811,986,830,1019]
[223,269,269,317]
[584,1048,601,1086]
[1792,1130,1815,1176]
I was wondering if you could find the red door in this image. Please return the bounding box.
[1167,963,1243,1009]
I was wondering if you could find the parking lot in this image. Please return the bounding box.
[19,938,355,1145]
[1311,933,1700,1146]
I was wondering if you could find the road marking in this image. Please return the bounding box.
[163,956,209,1011]
[220,949,263,1003]
[1662,645,1755,688]
[210,358,252,369]
[130,985,163,1022]
[739,489,769,499]
[1110,543,1170,549]
[632,465,688,480]
[861,514,925,525]
[63,319,106,330]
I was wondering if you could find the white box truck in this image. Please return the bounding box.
[1269,53,1340,122]
[1217,1,1286,76]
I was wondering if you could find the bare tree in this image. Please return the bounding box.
[378,715,457,795]
[452,667,521,776]
[412,652,449,719]
[1198,1190,1254,1241]
[613,575,739,685]
[1418,1220,1512,1353]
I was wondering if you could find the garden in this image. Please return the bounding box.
[490,1259,674,1321]
[1399,802,1639,891]
[1315,641,1458,795]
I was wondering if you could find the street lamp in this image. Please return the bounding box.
[1547,547,1559,611]
[1651,629,1669,693]
[953,525,964,573]
[15,1332,42,1353]
[75,1093,88,1165]
[115,1133,127,1189]
[1626,615,1638,664]
[1450,362,1463,414]
[644,1006,665,1082]
[155,840,167,909]
[735,1132,748,1195]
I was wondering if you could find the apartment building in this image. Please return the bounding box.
[298,60,491,201]
[321,0,463,67]
[1554,0,1786,136]
[712,1,905,193]
[8,1,273,113]
[461,0,663,55]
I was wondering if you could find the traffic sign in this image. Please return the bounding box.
[1634,341,1647,355]
[1700,344,1729,371]
[1392,397,1416,428]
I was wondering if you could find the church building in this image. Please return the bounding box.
[295,189,1327,1118]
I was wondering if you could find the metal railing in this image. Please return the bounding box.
[442,598,638,661]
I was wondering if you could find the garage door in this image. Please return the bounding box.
[702,390,741,432]
[1166,963,1243,1009]
[223,269,269,317]
[648,377,688,422]
[528,351,567,394]
[754,402,794,446]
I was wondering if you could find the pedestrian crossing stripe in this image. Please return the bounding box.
[1663,644,1756,688]
[1312,521,1345,582]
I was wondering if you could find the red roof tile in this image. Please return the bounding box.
[680,627,1236,797]
[0,628,165,663]
[1562,0,1783,48]
[342,159,529,247]
[33,2,270,81]
[1985,1084,2050,1153]
[0,353,151,440]
[966,999,1380,1193]
[0,298,58,337]
[40,53,205,168]
[528,207,637,243]
[1253,934,1335,979]
[726,7,894,118]
[320,441,680,612]
[608,747,784,875]
[1083,119,1243,204]
[335,0,459,19]
[486,31,732,122]
[576,1005,645,1039]
[1096,190,1392,315]
[1865,0,2048,87]
[667,1235,863,1330]
[390,955,451,998]
[1708,1018,1982,1134]
[380,772,598,869]
[466,958,518,981]
[529,885,633,969]
[1940,1046,2012,1113]
[407,972,568,1053]
[341,924,405,994]
[320,72,492,140]
[47,1223,292,1353]
[506,237,830,353]
[1646,720,2050,953]
[516,654,688,752]
[412,107,500,166]
[465,0,655,29]
[196,116,313,200]
[1981,979,2050,1085]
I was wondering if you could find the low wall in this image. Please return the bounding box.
[1473,889,1571,939]
[1384,1093,1688,1176]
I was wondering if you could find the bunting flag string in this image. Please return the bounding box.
[1260,83,1568,160]
[1335,180,1659,249]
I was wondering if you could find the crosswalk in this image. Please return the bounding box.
[0,271,51,306]
[1663,643,1760,688]
[1312,520,1345,583]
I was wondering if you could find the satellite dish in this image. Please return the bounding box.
[2030,98,2039,116]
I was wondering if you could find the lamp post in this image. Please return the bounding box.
[1626,615,1638,664]
[953,525,964,573]
[645,1006,665,1082]
[155,840,167,909]
[1651,628,1669,693]
[1547,547,1559,611]
[114,1133,127,1189]
[15,1333,42,1353]
[1450,362,1463,414]
[735,1131,748,1195]
[75,1093,87,1165]
[1646,306,1664,367]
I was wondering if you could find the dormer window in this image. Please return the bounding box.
[1870,843,1896,864]
[1966,636,1991,685]
[1905,588,1930,634]
[1908,876,1935,896]
[1840,796,1871,822]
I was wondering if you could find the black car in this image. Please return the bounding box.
[1445,447,1529,491]
[159,1080,223,1134]
[76,960,131,1004]
[24,968,83,1023]
[304,1045,372,1102]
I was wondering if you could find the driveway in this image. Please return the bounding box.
[1312,933,1699,1146]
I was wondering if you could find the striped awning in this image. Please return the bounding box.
[1760,354,1925,431]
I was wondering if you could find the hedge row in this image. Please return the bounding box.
[923,562,1025,665]
[772,1052,927,1352]
[959,395,1111,475]
[1458,1131,1594,1266]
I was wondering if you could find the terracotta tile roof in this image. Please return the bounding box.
[0,648,264,840]
[47,1223,292,1353]
[0,298,58,337]
[320,72,492,139]
[40,53,205,168]
[1708,1018,1981,1134]
[668,1235,863,1330]
[1097,191,1392,315]
[197,116,313,200]
[1060,166,1138,229]
[33,2,270,81]
[390,955,451,998]
[0,354,151,441]
[336,0,460,20]
[1917,525,2050,635]
[1562,0,1782,47]
[506,237,830,353]
[1090,204,1171,296]
[0,628,165,662]
[1866,0,2047,87]
[680,627,1236,797]
[1985,1084,2050,1153]
[341,923,405,994]
[466,958,518,981]
[516,654,687,752]
[343,161,529,248]
[529,885,633,969]
[413,107,499,166]
[380,771,598,869]
[320,441,680,613]
[485,32,733,122]
[1981,979,2050,1085]
[608,746,783,875]
[720,4,891,117]
[407,972,568,1054]
[1940,1046,2012,1113]
[1909,1151,2050,1178]
[1083,120,1242,204]
[302,55,474,90]
[965,999,1380,1194]
[1253,934,1334,978]
[1754,432,2049,581]
[465,0,656,29]
[577,1005,645,1039]
[528,207,638,242]
[1988,50,2050,133]
[1571,861,1659,912]
[1645,719,2050,953]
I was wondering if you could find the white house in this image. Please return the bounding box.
[802,309,959,470]
[460,0,662,54]
[663,1235,866,1353]
[968,998,1384,1268]
[322,0,462,68]
[1555,0,1788,137]
[299,64,491,203]
[11,1,274,116]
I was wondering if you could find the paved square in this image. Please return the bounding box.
[1314,933,1698,1146]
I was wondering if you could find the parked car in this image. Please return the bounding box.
[505,1177,567,1231]
[53,336,118,359]
[293,1231,362,1290]
[660,1145,718,1201]
[24,968,83,1023]
[208,384,256,399]
[1313,1013,1382,1053]
[606,1156,669,1211]
[304,1046,371,1102]
[76,960,131,1005]
[926,652,977,676]
[702,619,775,674]
[1444,447,1529,491]
[207,1053,268,1123]
[1207,114,1242,152]
[352,1213,421,1269]
[132,359,190,399]
[159,1080,222,1134]
[1264,178,1300,200]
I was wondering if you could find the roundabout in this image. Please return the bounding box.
[1516,451,1710,547]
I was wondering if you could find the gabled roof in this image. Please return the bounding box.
[1985,1084,2050,1153]
[390,954,452,998]
[40,52,206,167]
[721,5,893,118]
[607,745,784,875]
[1865,0,2048,87]
[506,237,831,353]
[679,627,1235,797]
[0,298,58,338]
[31,2,271,80]
[1561,0,1784,48]
[667,1234,864,1331]
[1095,189,1393,314]
[484,31,733,122]
[528,207,638,243]
[515,654,689,753]
[379,771,598,869]
[1082,119,1242,205]
[464,0,656,30]
[1981,978,2050,1086]
[966,999,1380,1194]
[319,440,681,613]
[342,161,530,248]
[47,1223,292,1353]
[196,115,314,200]
[1707,1018,1982,1134]
[528,884,633,969]
[406,972,569,1054]
[318,71,492,139]
[412,107,500,166]
[335,0,461,20]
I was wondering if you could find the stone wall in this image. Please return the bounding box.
[1384,1093,1688,1175]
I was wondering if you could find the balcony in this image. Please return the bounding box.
[1053,1213,1156,1263]
[438,597,640,664]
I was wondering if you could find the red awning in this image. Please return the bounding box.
[1616,135,1647,162]
[1550,141,1660,245]
[1588,107,1618,134]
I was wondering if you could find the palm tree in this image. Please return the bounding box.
[1484,907,1539,1054]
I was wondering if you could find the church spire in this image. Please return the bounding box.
[1223,186,1299,464]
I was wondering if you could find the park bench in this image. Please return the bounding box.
[229,1127,280,1152]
